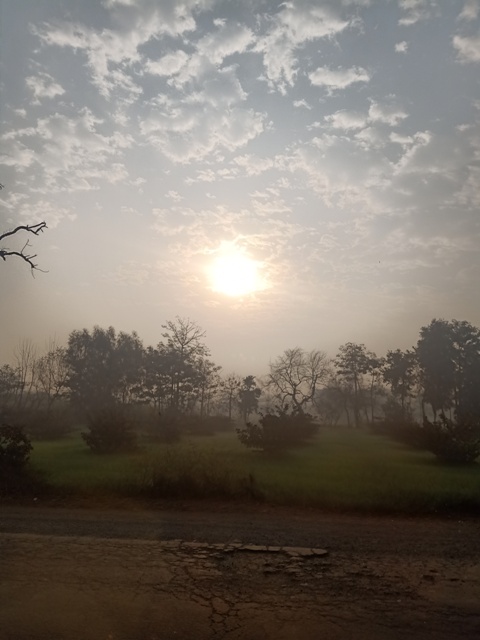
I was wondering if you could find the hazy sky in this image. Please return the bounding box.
[1,0,479,375]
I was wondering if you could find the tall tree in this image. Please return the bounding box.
[417,318,480,419]
[334,343,372,428]
[65,326,144,414]
[0,212,47,272]
[157,317,210,414]
[267,347,331,414]
[238,375,261,423]
[221,373,242,420]
[36,341,69,411]
[383,349,417,414]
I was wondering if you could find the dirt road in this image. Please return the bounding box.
[1,505,479,639]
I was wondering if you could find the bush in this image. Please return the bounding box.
[422,414,480,464]
[0,423,47,496]
[237,406,319,453]
[82,407,138,454]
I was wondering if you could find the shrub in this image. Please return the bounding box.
[237,406,319,453]
[82,407,138,454]
[0,423,47,496]
[422,414,480,464]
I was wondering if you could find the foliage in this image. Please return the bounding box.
[0,423,32,470]
[267,347,331,413]
[422,414,480,465]
[66,326,144,415]
[416,319,480,419]
[335,343,383,427]
[0,423,43,496]
[238,375,261,422]
[237,406,318,453]
[81,407,138,454]
[383,349,417,412]
[373,397,425,449]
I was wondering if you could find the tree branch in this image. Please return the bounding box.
[0,222,48,273]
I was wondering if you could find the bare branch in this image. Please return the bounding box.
[0,222,48,273]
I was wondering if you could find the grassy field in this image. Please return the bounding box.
[28,428,480,514]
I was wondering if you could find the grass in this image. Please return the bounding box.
[27,428,480,515]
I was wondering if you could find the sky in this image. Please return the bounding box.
[1,0,480,376]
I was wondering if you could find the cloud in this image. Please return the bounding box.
[453,33,480,62]
[26,72,65,103]
[309,65,370,91]
[325,110,368,130]
[398,0,438,26]
[144,50,189,77]
[458,0,480,21]
[368,99,408,125]
[255,2,351,93]
[395,41,409,53]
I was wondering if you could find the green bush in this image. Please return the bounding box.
[237,406,319,453]
[422,414,480,464]
[82,407,138,454]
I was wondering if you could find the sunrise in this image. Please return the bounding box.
[1,1,479,638]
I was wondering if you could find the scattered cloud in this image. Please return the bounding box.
[309,65,370,91]
[453,33,480,62]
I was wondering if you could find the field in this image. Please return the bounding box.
[27,427,480,515]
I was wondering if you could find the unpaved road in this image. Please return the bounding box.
[1,505,479,639]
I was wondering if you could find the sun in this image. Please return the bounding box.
[207,247,264,297]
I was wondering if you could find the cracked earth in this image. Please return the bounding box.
[0,507,479,639]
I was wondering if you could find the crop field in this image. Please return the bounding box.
[28,428,480,515]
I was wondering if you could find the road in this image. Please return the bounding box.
[1,504,479,639]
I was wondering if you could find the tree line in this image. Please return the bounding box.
[1,316,480,431]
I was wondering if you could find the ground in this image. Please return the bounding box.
[1,504,479,639]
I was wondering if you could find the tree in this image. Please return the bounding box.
[383,349,417,415]
[267,348,331,414]
[157,317,211,415]
[0,212,47,273]
[36,341,69,411]
[334,343,372,428]
[416,319,480,419]
[65,326,144,414]
[238,375,261,422]
[221,373,242,420]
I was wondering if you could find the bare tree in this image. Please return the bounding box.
[36,340,69,411]
[267,347,331,414]
[0,187,47,273]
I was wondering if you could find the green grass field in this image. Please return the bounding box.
[29,428,480,514]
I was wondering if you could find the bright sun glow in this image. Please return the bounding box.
[208,247,264,297]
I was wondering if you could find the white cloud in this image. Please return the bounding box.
[458,0,480,21]
[309,65,370,91]
[453,33,480,62]
[395,41,409,53]
[256,2,351,93]
[26,72,65,103]
[293,99,312,109]
[325,110,368,130]
[368,100,408,125]
[398,0,438,26]
[145,50,189,76]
